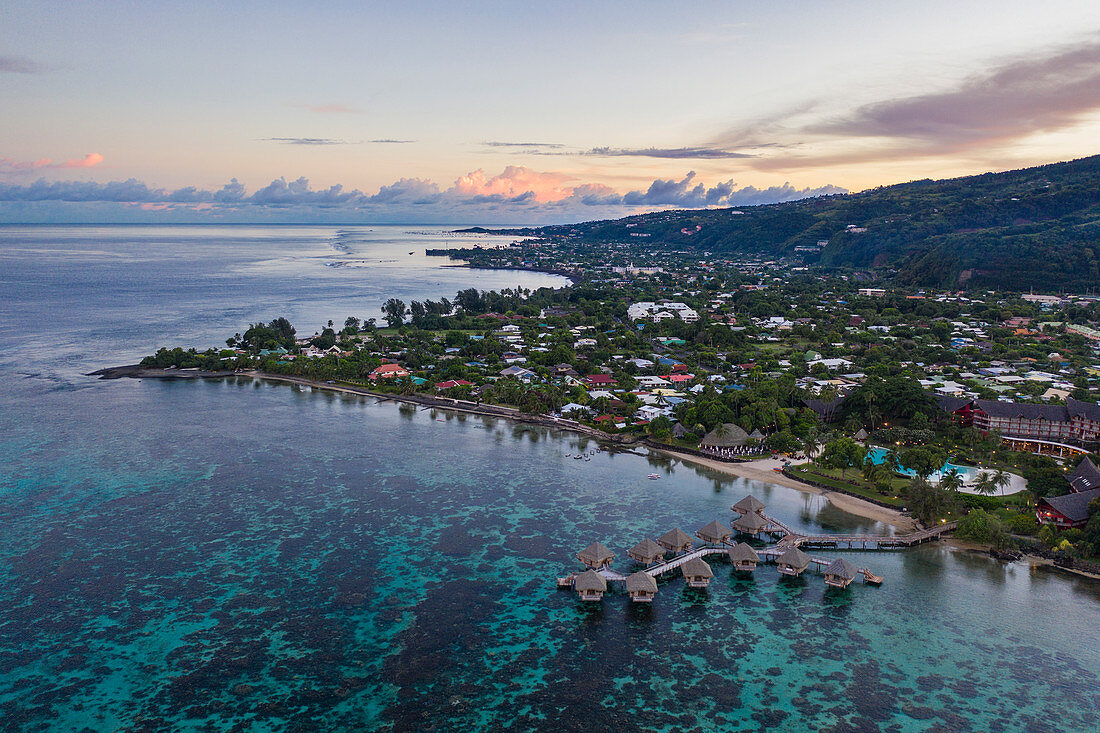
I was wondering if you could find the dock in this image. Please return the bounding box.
[559,495,954,600]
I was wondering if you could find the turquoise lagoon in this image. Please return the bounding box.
[0,226,1098,731]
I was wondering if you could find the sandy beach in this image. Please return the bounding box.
[651,447,919,532]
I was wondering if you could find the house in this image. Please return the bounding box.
[560,402,591,417]
[499,365,537,382]
[636,404,673,421]
[1036,489,1100,528]
[435,379,474,390]
[370,363,409,380]
[584,374,616,388]
[1069,457,1100,493]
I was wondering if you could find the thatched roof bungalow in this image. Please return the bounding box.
[627,538,665,565]
[656,528,694,554]
[727,542,759,571]
[731,495,766,515]
[574,569,608,601]
[625,571,658,602]
[699,423,748,449]
[576,542,615,570]
[680,557,714,588]
[824,558,858,588]
[776,547,811,576]
[731,510,769,537]
[696,520,732,545]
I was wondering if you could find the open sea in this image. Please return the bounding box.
[1,224,1099,732]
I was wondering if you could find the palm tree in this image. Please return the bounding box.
[991,469,1011,497]
[974,472,997,497]
[938,468,963,493]
[883,450,901,475]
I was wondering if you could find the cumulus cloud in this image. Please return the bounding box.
[452,166,574,203]
[621,171,845,207]
[0,167,845,224]
[0,54,49,74]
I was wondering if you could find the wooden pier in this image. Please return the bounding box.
[558,495,954,600]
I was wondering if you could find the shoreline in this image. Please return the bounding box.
[648,446,918,531]
[92,365,917,530]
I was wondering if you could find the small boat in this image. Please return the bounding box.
[584,457,591,462]
[647,473,660,480]
[574,455,583,460]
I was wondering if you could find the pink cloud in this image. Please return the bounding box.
[0,152,104,173]
[59,153,104,168]
[452,165,574,202]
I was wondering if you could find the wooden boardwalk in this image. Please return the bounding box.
[559,508,956,592]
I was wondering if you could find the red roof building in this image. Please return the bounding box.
[584,374,616,387]
[370,363,409,380]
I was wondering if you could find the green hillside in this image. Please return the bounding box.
[474,155,1100,291]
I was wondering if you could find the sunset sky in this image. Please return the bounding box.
[3,0,1100,223]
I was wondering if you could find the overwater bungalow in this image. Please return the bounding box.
[776,547,811,576]
[680,557,714,588]
[625,571,658,602]
[574,569,608,601]
[731,510,770,537]
[824,558,858,588]
[727,542,759,571]
[627,538,666,565]
[696,520,732,545]
[731,495,766,515]
[576,541,615,570]
[656,528,694,554]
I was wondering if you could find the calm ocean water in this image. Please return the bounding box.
[1,225,1098,732]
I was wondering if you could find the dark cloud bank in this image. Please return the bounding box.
[0,172,845,225]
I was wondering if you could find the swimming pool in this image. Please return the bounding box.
[864,446,1024,495]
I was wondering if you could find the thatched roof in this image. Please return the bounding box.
[853,428,869,441]
[727,542,759,563]
[627,538,665,564]
[825,558,858,580]
[656,528,694,551]
[748,429,765,441]
[574,569,607,592]
[680,557,714,579]
[696,520,732,544]
[699,423,748,448]
[576,542,615,566]
[731,511,769,533]
[625,571,658,593]
[731,495,766,514]
[777,547,810,569]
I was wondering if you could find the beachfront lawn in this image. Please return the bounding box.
[788,464,909,507]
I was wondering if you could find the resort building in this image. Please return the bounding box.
[574,570,607,601]
[731,495,766,515]
[967,398,1100,447]
[776,547,811,576]
[656,528,693,554]
[696,520,732,545]
[727,542,759,571]
[625,572,658,603]
[576,542,615,570]
[1036,489,1100,528]
[680,557,714,588]
[627,538,665,565]
[1069,457,1100,493]
[731,511,769,537]
[824,558,859,588]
